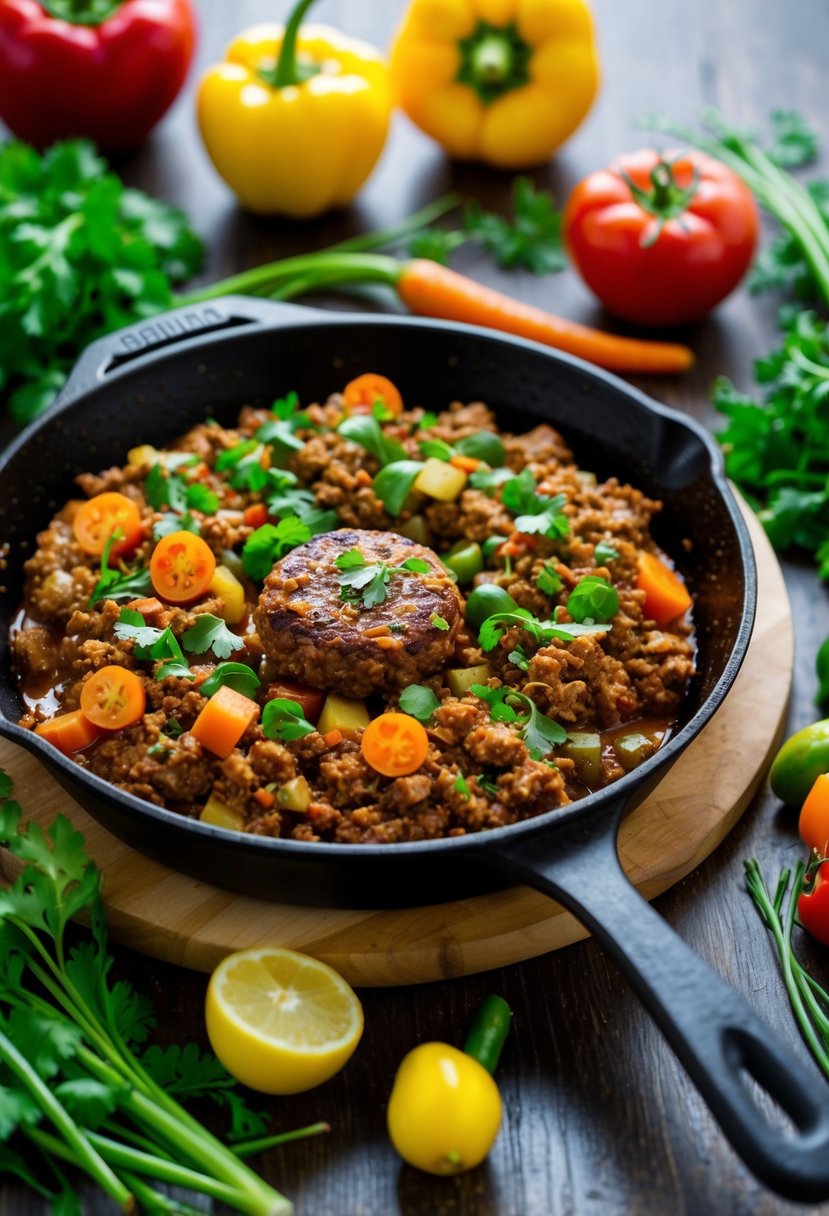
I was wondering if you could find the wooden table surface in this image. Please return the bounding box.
[3,0,829,1212]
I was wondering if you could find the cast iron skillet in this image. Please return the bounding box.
[1,297,828,1200]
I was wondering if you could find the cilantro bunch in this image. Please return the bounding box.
[0,769,326,1214]
[0,140,202,424]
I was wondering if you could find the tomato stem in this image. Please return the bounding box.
[463,995,512,1074]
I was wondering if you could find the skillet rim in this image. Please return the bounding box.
[0,306,757,861]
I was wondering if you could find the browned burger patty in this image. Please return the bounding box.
[254,528,464,697]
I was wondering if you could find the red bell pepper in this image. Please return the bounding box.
[0,0,197,151]
[797,855,829,948]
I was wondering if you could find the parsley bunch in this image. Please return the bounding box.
[334,548,430,608]
[0,140,202,424]
[0,769,325,1214]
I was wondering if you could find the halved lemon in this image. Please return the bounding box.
[205,947,364,1095]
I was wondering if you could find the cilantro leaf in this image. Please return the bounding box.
[500,469,569,538]
[54,1079,126,1131]
[594,541,619,565]
[566,575,619,624]
[242,517,312,580]
[333,548,366,571]
[335,550,430,609]
[0,1083,42,1140]
[470,684,566,758]
[182,613,245,660]
[337,414,407,467]
[88,529,151,608]
[261,698,316,742]
[407,226,467,264]
[200,662,261,699]
[478,609,611,652]
[469,465,514,495]
[141,1043,267,1140]
[399,684,440,721]
[536,563,563,596]
[464,178,566,275]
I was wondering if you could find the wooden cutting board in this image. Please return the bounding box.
[0,504,791,987]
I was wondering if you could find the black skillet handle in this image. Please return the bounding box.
[52,296,307,411]
[488,803,829,1203]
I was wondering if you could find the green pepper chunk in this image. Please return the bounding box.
[615,732,654,771]
[561,732,602,787]
[442,541,484,585]
[455,430,506,467]
[465,584,520,630]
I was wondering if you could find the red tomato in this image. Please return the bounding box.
[0,0,197,152]
[563,149,759,326]
[798,861,829,948]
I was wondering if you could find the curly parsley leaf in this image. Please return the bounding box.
[200,662,261,700]
[242,517,312,580]
[399,684,440,722]
[182,613,244,661]
[88,529,152,608]
[261,698,316,742]
[566,575,619,624]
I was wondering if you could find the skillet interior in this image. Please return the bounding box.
[0,305,754,907]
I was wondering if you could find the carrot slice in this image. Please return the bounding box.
[35,710,102,755]
[80,665,146,730]
[343,373,403,417]
[254,787,276,810]
[636,552,693,625]
[800,774,829,853]
[450,454,481,473]
[191,685,259,759]
[361,712,429,777]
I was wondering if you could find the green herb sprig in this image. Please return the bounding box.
[334,548,431,609]
[470,684,566,759]
[501,469,569,540]
[261,699,316,742]
[478,607,611,652]
[399,684,440,722]
[88,531,152,609]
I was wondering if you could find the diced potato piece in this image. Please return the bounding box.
[414,457,467,502]
[210,564,245,625]
[127,444,161,468]
[399,515,431,546]
[615,732,655,771]
[447,664,492,697]
[200,794,245,832]
[317,694,370,734]
[562,732,602,787]
[277,776,312,813]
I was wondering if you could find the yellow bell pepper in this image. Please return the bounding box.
[389,0,600,169]
[197,0,391,218]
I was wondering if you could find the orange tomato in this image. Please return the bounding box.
[799,774,829,854]
[361,712,429,777]
[343,373,403,417]
[80,665,146,730]
[73,492,144,561]
[243,503,268,529]
[35,709,102,754]
[636,552,693,625]
[150,531,216,604]
[191,685,259,759]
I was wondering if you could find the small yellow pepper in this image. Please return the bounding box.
[389,0,600,169]
[387,995,511,1175]
[197,0,391,218]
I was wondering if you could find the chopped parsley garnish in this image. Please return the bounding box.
[470,684,566,759]
[454,772,471,800]
[508,645,530,671]
[417,411,439,430]
[536,563,563,596]
[469,466,514,496]
[566,576,619,624]
[430,614,449,631]
[88,530,152,608]
[145,461,218,515]
[163,718,183,738]
[153,510,201,540]
[478,607,612,652]
[261,698,316,742]
[476,774,500,798]
[114,608,193,680]
[594,540,619,565]
[215,441,269,492]
[182,614,245,661]
[399,684,440,721]
[334,548,431,609]
[255,391,313,459]
[241,518,312,580]
[501,468,569,540]
[200,662,261,699]
[337,414,407,467]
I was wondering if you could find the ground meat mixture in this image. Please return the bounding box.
[11,384,696,845]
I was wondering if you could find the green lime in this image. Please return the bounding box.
[769,719,829,806]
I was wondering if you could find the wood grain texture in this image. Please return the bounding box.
[0,503,791,985]
[3,0,829,1213]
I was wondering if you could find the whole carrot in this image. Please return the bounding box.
[395,260,694,375]
[184,251,694,376]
